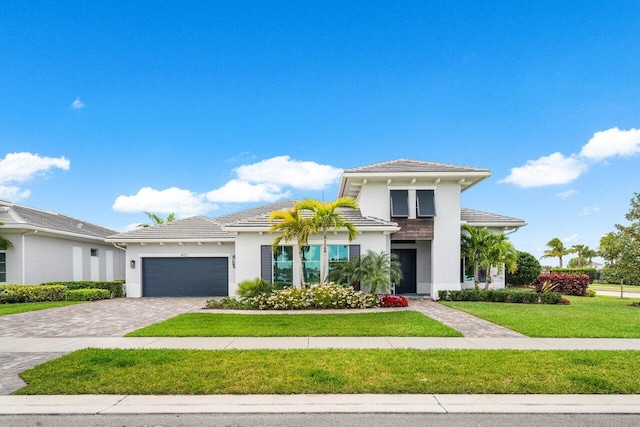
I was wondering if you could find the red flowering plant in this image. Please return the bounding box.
[378,294,409,307]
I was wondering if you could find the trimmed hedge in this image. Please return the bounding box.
[66,288,111,301]
[534,273,590,296]
[40,281,124,297]
[438,289,562,304]
[550,268,597,283]
[0,285,68,303]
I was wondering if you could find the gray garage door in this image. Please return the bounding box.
[142,257,228,297]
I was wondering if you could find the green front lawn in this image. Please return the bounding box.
[0,301,81,317]
[442,295,640,337]
[17,348,640,395]
[126,311,462,337]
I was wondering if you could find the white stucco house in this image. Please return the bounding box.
[106,159,526,298]
[0,200,126,285]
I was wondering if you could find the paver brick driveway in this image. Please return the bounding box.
[0,298,208,337]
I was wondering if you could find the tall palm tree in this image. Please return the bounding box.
[461,224,517,289]
[295,197,359,283]
[137,212,176,228]
[0,220,13,249]
[582,246,598,267]
[268,208,315,286]
[540,237,574,268]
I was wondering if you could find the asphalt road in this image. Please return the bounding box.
[1,413,639,427]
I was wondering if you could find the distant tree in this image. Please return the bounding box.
[0,220,13,249]
[137,212,176,228]
[506,251,541,287]
[583,247,599,266]
[599,193,640,289]
[570,244,588,268]
[540,237,574,268]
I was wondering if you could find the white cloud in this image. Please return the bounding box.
[562,233,579,243]
[499,153,588,188]
[206,179,290,203]
[579,127,640,161]
[0,152,70,201]
[235,156,343,190]
[0,152,70,184]
[0,185,31,201]
[556,189,578,200]
[577,206,600,217]
[112,187,217,217]
[71,97,85,110]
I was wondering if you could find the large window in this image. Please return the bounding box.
[328,245,349,273]
[0,252,5,282]
[301,245,321,284]
[390,190,409,217]
[416,190,436,217]
[273,246,293,285]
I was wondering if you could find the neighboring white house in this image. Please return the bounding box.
[107,159,526,298]
[0,200,126,285]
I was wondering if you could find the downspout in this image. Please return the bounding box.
[21,230,38,285]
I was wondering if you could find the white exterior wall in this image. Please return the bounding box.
[431,181,462,298]
[0,231,124,284]
[122,242,235,297]
[357,183,391,220]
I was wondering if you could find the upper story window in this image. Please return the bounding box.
[91,249,99,257]
[390,190,409,217]
[416,190,436,217]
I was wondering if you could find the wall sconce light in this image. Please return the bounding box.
[130,260,136,269]
[232,255,236,269]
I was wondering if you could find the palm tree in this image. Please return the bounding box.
[461,224,518,289]
[137,212,176,228]
[582,246,598,267]
[268,208,315,287]
[540,238,574,268]
[570,244,588,268]
[294,197,359,283]
[0,220,13,249]
[329,250,402,294]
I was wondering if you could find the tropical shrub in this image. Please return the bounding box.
[533,273,590,296]
[379,294,408,307]
[506,251,541,287]
[236,278,281,299]
[438,289,562,304]
[329,250,402,294]
[585,288,597,297]
[66,288,111,301]
[246,283,378,310]
[550,268,598,283]
[206,296,250,309]
[0,284,67,303]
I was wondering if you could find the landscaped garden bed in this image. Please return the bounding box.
[16,348,640,395]
[125,311,461,337]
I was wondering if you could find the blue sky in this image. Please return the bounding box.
[1,1,639,265]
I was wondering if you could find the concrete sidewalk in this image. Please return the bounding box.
[2,394,640,414]
[3,336,640,351]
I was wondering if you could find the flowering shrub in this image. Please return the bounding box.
[533,273,590,296]
[379,294,408,307]
[245,283,378,310]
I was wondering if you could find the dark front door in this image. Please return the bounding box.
[392,249,417,294]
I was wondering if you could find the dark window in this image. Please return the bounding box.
[416,190,436,217]
[273,246,293,285]
[0,252,6,282]
[90,249,99,257]
[390,190,409,217]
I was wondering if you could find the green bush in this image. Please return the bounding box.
[206,297,250,309]
[236,278,281,299]
[585,288,597,297]
[507,251,542,287]
[66,288,111,301]
[550,268,597,283]
[438,288,562,304]
[246,283,379,310]
[41,281,124,297]
[0,285,68,303]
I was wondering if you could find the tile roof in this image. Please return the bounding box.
[215,200,297,225]
[344,158,490,174]
[0,200,117,238]
[107,216,233,240]
[461,208,526,226]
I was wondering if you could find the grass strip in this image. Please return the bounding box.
[0,301,81,317]
[17,348,640,395]
[441,295,640,338]
[126,311,462,337]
